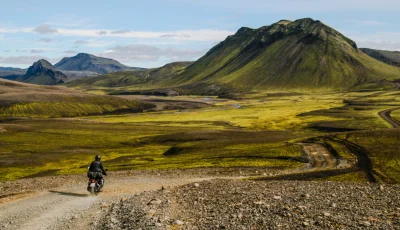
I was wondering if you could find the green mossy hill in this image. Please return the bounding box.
[68,18,400,94]
[360,48,400,67]
[172,18,400,93]
[17,59,68,85]
[67,61,193,88]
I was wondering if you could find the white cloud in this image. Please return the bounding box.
[39,38,53,43]
[74,40,89,46]
[99,44,206,63]
[0,25,233,42]
[64,50,79,54]
[346,19,385,26]
[74,39,113,47]
[173,0,400,12]
[0,55,53,65]
[32,25,58,34]
[111,30,131,34]
[97,30,107,36]
[0,34,4,39]
[30,49,45,54]
[57,28,233,41]
[348,31,400,50]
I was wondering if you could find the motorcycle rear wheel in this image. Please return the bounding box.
[90,187,95,195]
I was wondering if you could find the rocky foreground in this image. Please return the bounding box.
[95,179,400,229]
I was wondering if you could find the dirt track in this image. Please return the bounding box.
[0,173,221,230]
[378,108,400,128]
[0,133,371,229]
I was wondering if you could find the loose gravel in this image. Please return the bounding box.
[95,179,400,229]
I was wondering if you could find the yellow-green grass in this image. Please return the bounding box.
[0,99,144,118]
[0,120,303,181]
[317,171,369,183]
[88,90,400,133]
[392,109,400,122]
[334,130,400,183]
[1,90,399,182]
[88,94,347,131]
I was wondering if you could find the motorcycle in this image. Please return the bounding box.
[87,177,104,195]
[87,169,107,195]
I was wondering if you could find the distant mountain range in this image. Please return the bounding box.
[70,18,400,95]
[360,48,400,67]
[0,53,144,85]
[2,19,400,89]
[55,53,143,75]
[67,62,193,89]
[0,67,26,80]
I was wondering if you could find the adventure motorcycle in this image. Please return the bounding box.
[87,177,104,195]
[87,169,107,195]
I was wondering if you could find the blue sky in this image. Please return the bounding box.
[1,0,399,68]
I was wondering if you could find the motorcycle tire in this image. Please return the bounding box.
[90,187,95,195]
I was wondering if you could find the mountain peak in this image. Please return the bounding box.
[173,18,400,93]
[35,59,53,69]
[76,53,94,58]
[276,19,292,25]
[54,53,142,74]
[18,59,67,85]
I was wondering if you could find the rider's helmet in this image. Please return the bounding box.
[95,155,101,161]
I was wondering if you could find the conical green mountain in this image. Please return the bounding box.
[173,18,400,92]
[69,18,400,94]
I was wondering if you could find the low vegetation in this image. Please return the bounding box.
[1,81,400,183]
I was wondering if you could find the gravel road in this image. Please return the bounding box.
[0,168,271,230]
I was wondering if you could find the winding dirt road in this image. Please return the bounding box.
[378,108,400,128]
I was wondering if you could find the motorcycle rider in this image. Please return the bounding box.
[87,155,107,191]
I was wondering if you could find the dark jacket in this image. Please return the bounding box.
[88,160,107,175]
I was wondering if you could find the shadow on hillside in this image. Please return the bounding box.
[49,190,90,197]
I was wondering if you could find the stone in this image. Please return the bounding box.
[148,199,162,205]
[176,220,184,225]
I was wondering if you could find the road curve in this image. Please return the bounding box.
[378,108,400,128]
[298,143,339,170]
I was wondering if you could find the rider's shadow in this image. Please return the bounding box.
[49,190,90,197]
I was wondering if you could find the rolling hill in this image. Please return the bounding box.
[68,18,400,95]
[360,48,400,67]
[67,61,192,89]
[17,59,68,85]
[0,78,154,118]
[55,53,144,74]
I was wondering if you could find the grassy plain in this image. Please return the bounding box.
[1,87,400,182]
